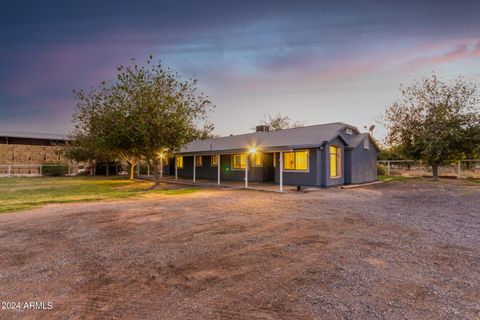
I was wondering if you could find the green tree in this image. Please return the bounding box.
[71,56,213,185]
[72,82,140,179]
[382,75,480,180]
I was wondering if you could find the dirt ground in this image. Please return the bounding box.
[0,179,479,319]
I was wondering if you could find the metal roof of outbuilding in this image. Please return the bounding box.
[0,131,67,141]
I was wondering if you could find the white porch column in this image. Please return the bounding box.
[193,155,196,182]
[245,154,249,189]
[279,151,283,192]
[175,156,178,180]
[217,154,221,185]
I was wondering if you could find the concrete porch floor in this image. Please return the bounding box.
[140,175,322,192]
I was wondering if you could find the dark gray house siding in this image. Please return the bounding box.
[345,139,378,184]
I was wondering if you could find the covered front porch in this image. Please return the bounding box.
[143,175,321,193]
[172,151,290,192]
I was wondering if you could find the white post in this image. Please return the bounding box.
[175,156,178,180]
[387,161,391,176]
[39,165,42,177]
[245,154,249,189]
[279,151,283,192]
[193,155,196,182]
[8,165,11,177]
[458,161,461,177]
[217,154,221,185]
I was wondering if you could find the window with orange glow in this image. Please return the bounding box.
[283,151,308,171]
[232,154,246,169]
[329,145,341,178]
[176,156,183,169]
[211,155,218,166]
[252,153,262,167]
[195,156,202,167]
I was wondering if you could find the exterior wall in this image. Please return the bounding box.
[346,140,378,184]
[273,148,320,187]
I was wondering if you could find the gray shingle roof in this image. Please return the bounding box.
[179,122,356,154]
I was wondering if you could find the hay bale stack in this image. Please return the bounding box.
[0,145,14,164]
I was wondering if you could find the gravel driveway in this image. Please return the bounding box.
[0,179,478,319]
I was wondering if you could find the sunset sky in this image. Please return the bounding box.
[1,0,479,139]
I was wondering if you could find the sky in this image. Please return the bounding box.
[1,1,479,140]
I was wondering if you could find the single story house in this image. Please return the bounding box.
[171,122,379,190]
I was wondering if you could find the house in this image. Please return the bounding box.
[172,122,379,190]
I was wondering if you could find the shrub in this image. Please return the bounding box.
[377,164,387,176]
[42,164,68,177]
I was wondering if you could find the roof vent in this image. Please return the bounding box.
[256,125,270,133]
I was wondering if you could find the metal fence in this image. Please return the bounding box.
[378,160,480,178]
[0,163,150,177]
[0,164,70,177]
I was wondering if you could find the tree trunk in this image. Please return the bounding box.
[152,159,160,187]
[431,164,439,180]
[129,161,135,180]
[159,157,163,179]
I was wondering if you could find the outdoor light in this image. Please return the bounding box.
[249,147,257,154]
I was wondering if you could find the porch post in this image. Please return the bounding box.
[193,155,196,182]
[279,151,283,192]
[217,154,221,185]
[245,153,249,189]
[175,156,178,180]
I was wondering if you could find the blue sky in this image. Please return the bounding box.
[1,0,479,139]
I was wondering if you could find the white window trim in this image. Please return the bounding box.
[282,150,310,173]
[346,128,353,135]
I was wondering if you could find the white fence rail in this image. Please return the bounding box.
[378,159,480,178]
[0,164,70,177]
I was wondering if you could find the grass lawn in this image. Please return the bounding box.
[0,176,196,213]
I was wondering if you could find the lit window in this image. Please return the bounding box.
[211,155,218,166]
[252,153,262,167]
[283,151,308,171]
[273,153,276,167]
[363,137,369,149]
[176,156,183,169]
[195,156,202,167]
[232,154,246,169]
[330,145,341,178]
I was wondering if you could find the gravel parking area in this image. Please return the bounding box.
[0,179,479,319]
